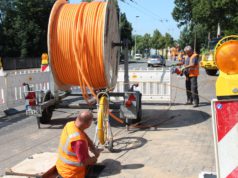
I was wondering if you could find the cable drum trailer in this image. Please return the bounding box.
[23,0,142,152]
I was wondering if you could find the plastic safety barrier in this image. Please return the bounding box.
[0,67,172,112]
[0,69,50,112]
[211,99,238,178]
[115,68,171,102]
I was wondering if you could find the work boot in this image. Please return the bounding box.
[193,103,199,108]
[185,99,193,105]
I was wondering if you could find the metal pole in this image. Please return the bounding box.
[134,16,139,56]
[194,31,197,53]
[135,35,137,55]
[124,40,129,92]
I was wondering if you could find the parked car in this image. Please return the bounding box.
[135,54,142,60]
[147,55,165,67]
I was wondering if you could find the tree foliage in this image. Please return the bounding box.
[133,29,174,56]
[0,0,133,57]
[0,0,54,57]
[172,0,238,52]
[120,12,133,43]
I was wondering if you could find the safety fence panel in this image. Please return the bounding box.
[0,69,50,112]
[211,99,238,178]
[115,68,171,102]
[0,68,172,112]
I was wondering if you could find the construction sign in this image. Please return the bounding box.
[41,53,50,72]
[211,99,238,178]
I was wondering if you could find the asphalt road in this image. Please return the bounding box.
[0,61,217,177]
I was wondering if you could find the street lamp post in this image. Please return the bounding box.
[134,16,139,56]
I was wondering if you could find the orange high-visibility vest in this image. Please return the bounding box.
[56,121,88,178]
[189,53,199,77]
[178,52,184,61]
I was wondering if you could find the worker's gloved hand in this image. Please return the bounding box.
[91,147,103,158]
[181,66,186,72]
[171,63,178,67]
[179,66,186,76]
[89,156,98,165]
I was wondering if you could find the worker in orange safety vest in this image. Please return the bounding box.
[170,47,178,61]
[182,45,200,107]
[56,111,102,178]
[177,50,185,61]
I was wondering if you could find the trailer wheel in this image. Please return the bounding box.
[108,140,114,152]
[38,92,54,124]
[135,91,142,123]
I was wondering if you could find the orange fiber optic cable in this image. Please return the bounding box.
[49,1,109,100]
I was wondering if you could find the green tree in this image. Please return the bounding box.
[172,0,238,52]
[151,29,167,53]
[0,0,54,57]
[142,33,152,56]
[0,0,133,57]
[164,33,174,48]
[120,12,133,43]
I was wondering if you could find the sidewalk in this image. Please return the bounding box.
[96,70,217,178]
[97,102,215,178]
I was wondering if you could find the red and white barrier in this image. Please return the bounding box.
[41,65,50,72]
[211,99,238,178]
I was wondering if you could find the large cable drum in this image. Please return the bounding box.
[48,0,120,92]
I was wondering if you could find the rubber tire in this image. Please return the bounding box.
[108,140,114,152]
[136,92,142,123]
[206,69,218,76]
[147,64,151,67]
[37,92,54,124]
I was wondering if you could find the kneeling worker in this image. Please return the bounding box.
[56,111,102,178]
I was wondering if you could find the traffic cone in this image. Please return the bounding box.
[41,53,50,72]
[0,57,6,77]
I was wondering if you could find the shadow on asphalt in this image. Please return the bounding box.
[40,117,76,129]
[128,108,210,132]
[112,137,147,153]
[41,103,210,130]
[142,101,211,107]
[0,113,26,129]
[99,159,144,177]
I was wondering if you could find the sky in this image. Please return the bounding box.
[70,0,181,40]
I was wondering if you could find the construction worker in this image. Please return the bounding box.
[177,50,185,61]
[56,111,102,178]
[183,46,200,107]
[171,47,177,61]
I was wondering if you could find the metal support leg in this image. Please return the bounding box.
[124,39,130,92]
[36,117,41,129]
